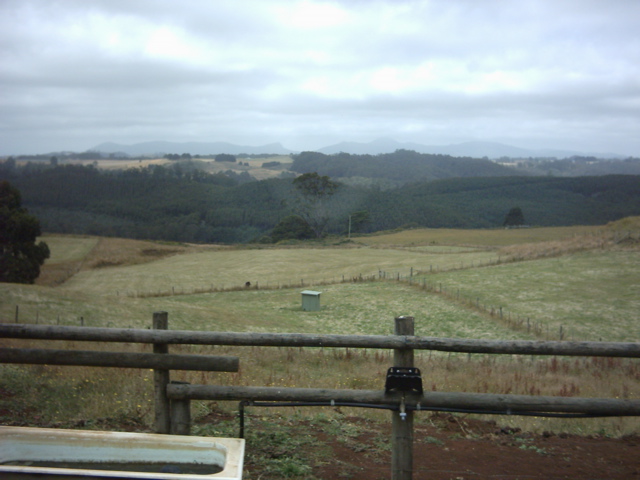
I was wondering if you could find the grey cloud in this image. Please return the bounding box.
[1,0,639,156]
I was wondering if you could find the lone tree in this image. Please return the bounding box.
[0,181,50,283]
[292,172,339,238]
[503,206,525,227]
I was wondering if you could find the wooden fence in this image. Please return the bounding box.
[1,313,640,480]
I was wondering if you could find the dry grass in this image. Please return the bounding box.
[606,215,640,232]
[36,236,231,287]
[34,235,100,286]
[80,237,190,270]
[224,155,293,180]
[354,225,605,248]
[38,156,294,180]
[39,235,99,264]
[3,343,638,437]
[54,158,172,170]
[498,225,639,262]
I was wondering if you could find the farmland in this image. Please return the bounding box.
[1,221,639,477]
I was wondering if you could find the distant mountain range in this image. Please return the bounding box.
[92,139,625,159]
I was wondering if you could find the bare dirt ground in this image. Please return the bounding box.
[196,410,639,480]
[311,415,639,480]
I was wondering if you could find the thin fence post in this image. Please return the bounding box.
[153,311,171,434]
[393,315,415,480]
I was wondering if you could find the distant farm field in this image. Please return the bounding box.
[41,235,99,264]
[57,245,500,298]
[55,155,293,180]
[354,225,605,247]
[426,250,640,342]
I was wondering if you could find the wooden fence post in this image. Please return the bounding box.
[153,311,171,434]
[170,381,191,435]
[393,315,415,480]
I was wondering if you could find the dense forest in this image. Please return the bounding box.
[503,156,640,177]
[1,155,639,244]
[290,150,519,186]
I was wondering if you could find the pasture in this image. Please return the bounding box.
[1,222,639,440]
[51,155,293,180]
[354,225,605,247]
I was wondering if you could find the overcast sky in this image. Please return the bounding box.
[1,0,639,156]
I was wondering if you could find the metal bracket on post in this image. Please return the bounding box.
[385,367,423,395]
[386,367,423,424]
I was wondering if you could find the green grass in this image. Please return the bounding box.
[0,281,534,340]
[39,235,98,264]
[53,246,499,298]
[424,250,640,342]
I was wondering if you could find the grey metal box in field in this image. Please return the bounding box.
[301,290,322,311]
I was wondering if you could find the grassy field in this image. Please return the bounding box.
[55,245,500,299]
[423,250,640,342]
[2,274,537,338]
[55,155,293,180]
[354,225,605,247]
[42,235,99,264]
[1,221,639,441]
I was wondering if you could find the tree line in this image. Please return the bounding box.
[1,160,639,244]
[290,149,519,185]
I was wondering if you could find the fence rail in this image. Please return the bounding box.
[167,384,640,417]
[1,324,639,357]
[0,347,239,371]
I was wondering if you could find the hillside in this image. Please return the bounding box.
[377,175,640,229]
[290,150,520,184]
[2,157,639,243]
